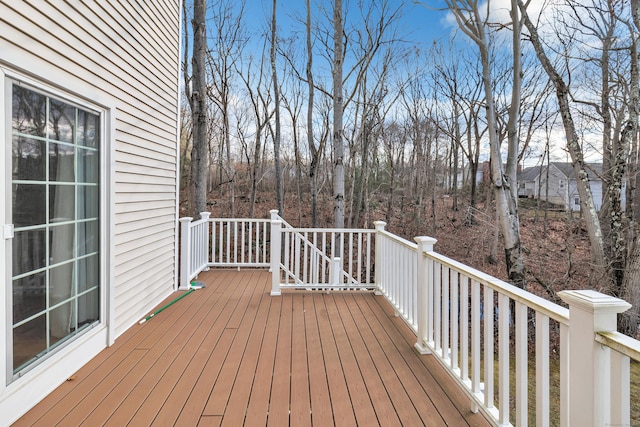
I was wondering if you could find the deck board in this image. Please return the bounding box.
[305,294,335,426]
[323,294,379,426]
[314,294,357,427]
[102,272,236,426]
[332,294,402,427]
[264,294,292,427]
[288,293,312,427]
[14,269,491,427]
[342,294,426,426]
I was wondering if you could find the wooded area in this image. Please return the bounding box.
[180,0,640,337]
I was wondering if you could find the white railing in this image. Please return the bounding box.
[179,211,640,426]
[179,212,211,289]
[179,212,271,289]
[594,331,640,426]
[558,290,636,427]
[208,217,270,267]
[269,213,375,294]
[410,237,571,426]
[373,221,421,332]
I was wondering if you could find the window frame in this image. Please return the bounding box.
[3,70,112,384]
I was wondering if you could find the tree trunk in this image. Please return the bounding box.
[306,0,320,227]
[520,1,609,285]
[333,0,345,229]
[190,0,208,216]
[445,0,525,287]
[271,0,283,217]
[620,0,640,336]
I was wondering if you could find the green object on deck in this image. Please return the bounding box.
[138,288,196,324]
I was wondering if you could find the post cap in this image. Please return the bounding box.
[558,289,631,314]
[414,236,437,244]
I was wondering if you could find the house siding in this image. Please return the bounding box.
[0,0,180,423]
[537,165,569,209]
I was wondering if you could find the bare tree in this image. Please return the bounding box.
[333,0,345,229]
[189,0,208,216]
[206,0,247,218]
[446,0,526,288]
[519,0,609,287]
[619,0,640,336]
[270,0,284,216]
[280,46,305,224]
[306,0,323,227]
[236,44,273,218]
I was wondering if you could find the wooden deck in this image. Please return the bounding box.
[14,269,490,426]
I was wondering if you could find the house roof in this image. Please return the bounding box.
[518,162,602,182]
[518,166,542,181]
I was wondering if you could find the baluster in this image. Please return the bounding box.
[559,322,569,427]
[434,262,442,354]
[461,275,469,383]
[442,266,449,361]
[536,312,550,427]
[411,251,417,329]
[312,232,317,284]
[233,221,238,264]
[322,232,327,284]
[262,220,267,263]
[241,221,246,264]
[357,232,362,284]
[303,231,309,284]
[218,220,223,264]
[283,231,290,286]
[366,232,371,284]
[226,220,231,263]
[484,286,494,409]
[515,301,528,427]
[450,271,459,371]
[498,293,510,425]
[471,279,481,409]
[211,220,218,263]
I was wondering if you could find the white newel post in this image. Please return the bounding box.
[415,236,437,355]
[330,257,341,286]
[558,290,631,427]
[199,212,211,271]
[270,217,282,296]
[269,210,279,273]
[179,217,193,290]
[373,221,386,296]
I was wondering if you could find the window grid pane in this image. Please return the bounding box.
[10,83,100,374]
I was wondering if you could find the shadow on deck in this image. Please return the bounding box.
[15,269,490,426]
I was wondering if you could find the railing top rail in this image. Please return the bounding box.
[425,250,570,325]
[596,331,640,362]
[184,214,210,227]
[278,217,294,229]
[281,227,376,234]
[206,217,271,223]
[377,229,418,251]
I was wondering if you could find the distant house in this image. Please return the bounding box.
[517,162,622,211]
[0,1,181,424]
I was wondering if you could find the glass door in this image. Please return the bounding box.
[9,82,101,376]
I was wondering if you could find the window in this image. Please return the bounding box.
[574,197,580,206]
[10,82,100,375]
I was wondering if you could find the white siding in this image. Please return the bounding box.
[538,165,569,209]
[0,0,180,423]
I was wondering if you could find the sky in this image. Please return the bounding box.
[238,0,454,50]
[205,0,608,168]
